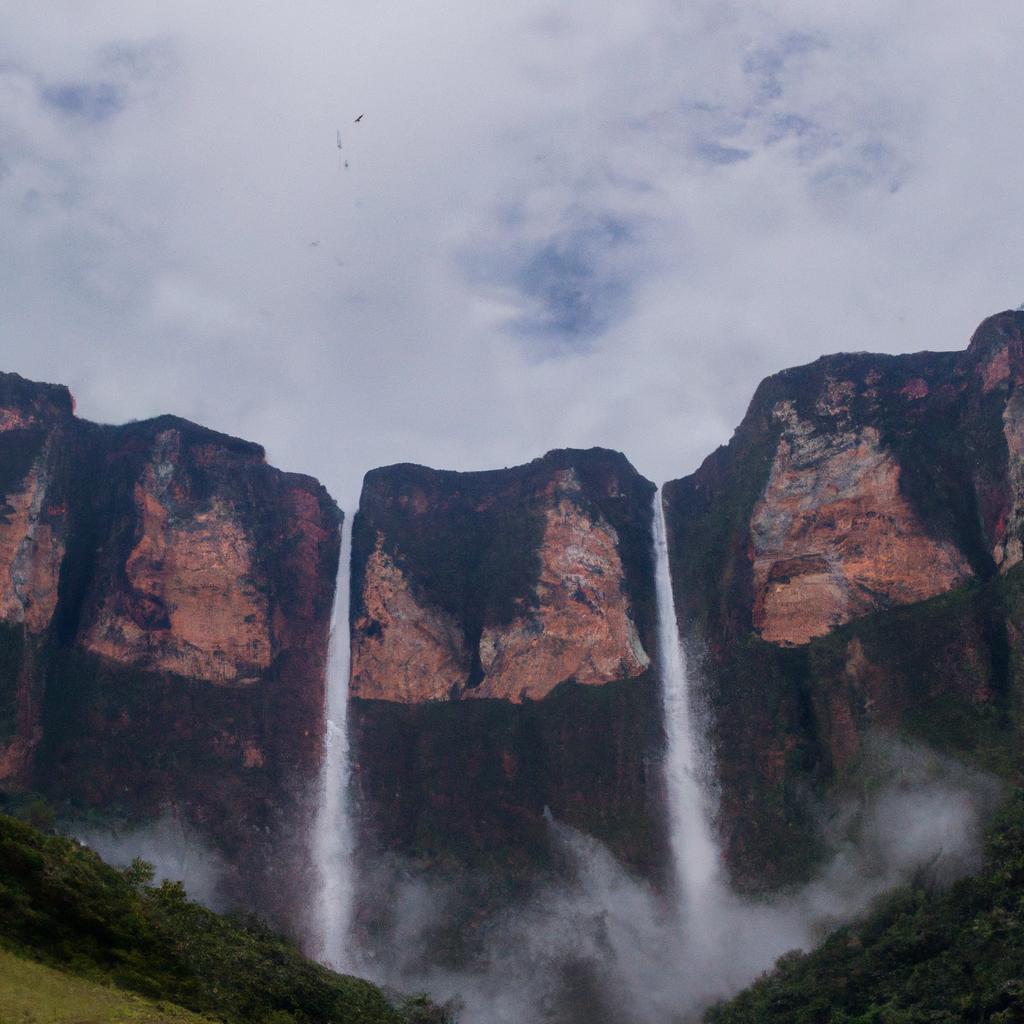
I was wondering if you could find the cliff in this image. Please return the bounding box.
[7,303,1021,953]
[0,373,341,928]
[664,310,1024,890]
[347,448,668,961]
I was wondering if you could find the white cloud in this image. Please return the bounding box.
[1,2,1023,511]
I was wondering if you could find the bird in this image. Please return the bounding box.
[354,114,364,123]
[336,131,342,149]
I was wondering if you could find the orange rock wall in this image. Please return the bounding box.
[0,463,66,635]
[350,475,649,704]
[0,378,73,638]
[0,371,341,931]
[351,539,469,702]
[663,309,1024,892]
[347,450,668,950]
[81,429,272,685]
[750,402,973,645]
[471,498,649,701]
[995,388,1024,571]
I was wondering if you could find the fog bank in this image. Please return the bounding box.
[355,736,1000,1023]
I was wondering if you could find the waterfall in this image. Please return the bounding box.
[652,488,721,922]
[314,514,355,969]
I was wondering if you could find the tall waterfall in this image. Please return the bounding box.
[314,515,355,969]
[652,488,721,922]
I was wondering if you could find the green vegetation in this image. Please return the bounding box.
[0,813,449,1024]
[705,791,1024,1024]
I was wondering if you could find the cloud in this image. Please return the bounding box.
[743,31,828,102]
[41,81,125,121]
[1,1,1023,516]
[465,211,639,355]
[692,140,753,166]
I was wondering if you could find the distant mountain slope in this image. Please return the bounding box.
[704,790,1024,1024]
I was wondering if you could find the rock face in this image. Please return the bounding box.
[351,467,650,703]
[80,428,274,683]
[350,540,470,703]
[348,449,667,962]
[471,494,650,701]
[750,409,972,645]
[9,308,1024,946]
[664,310,1024,890]
[0,377,74,638]
[0,373,341,930]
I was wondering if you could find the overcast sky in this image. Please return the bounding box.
[2,2,1023,513]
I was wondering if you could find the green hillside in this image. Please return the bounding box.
[0,812,447,1024]
[705,792,1024,1024]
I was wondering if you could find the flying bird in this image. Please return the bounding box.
[336,131,342,149]
[354,114,364,123]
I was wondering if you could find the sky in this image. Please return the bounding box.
[3,2,1024,514]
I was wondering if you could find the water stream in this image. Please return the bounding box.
[313,514,355,969]
[652,487,722,923]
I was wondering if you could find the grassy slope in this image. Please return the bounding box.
[704,791,1024,1024]
[0,813,444,1024]
[0,947,210,1024]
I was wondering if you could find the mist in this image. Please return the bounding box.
[351,735,1000,1024]
[71,812,231,913]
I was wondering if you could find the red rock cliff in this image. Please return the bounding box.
[0,374,341,929]
[664,310,1024,891]
[749,403,972,645]
[347,449,668,965]
[351,466,649,703]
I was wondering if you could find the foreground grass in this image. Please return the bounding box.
[0,946,210,1023]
